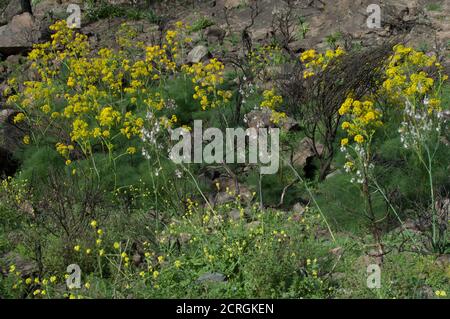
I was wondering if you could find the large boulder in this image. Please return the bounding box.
[0,0,23,26]
[0,12,40,56]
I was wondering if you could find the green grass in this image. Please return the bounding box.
[426,3,443,12]
[190,16,215,32]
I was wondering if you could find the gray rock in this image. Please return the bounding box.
[0,0,22,26]
[244,108,298,131]
[245,221,261,231]
[292,137,324,168]
[1,252,38,276]
[187,45,211,64]
[197,272,227,284]
[205,26,226,45]
[292,202,305,215]
[0,12,41,56]
[228,209,242,221]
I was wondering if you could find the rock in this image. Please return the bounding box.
[329,272,346,283]
[222,0,248,10]
[186,45,211,64]
[205,26,226,45]
[228,209,242,221]
[215,191,235,205]
[0,12,40,56]
[244,108,273,129]
[435,255,450,268]
[292,137,324,168]
[329,247,343,257]
[325,169,342,180]
[213,177,253,205]
[418,285,436,299]
[0,252,38,277]
[245,221,261,231]
[0,0,23,26]
[0,108,24,152]
[244,108,298,131]
[292,202,305,215]
[178,232,192,245]
[197,272,227,284]
[132,253,142,266]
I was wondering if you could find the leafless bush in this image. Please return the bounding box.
[277,43,395,181]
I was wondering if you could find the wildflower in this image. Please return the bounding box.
[90,220,97,228]
[25,278,32,285]
[74,245,80,252]
[84,282,90,289]
[153,271,159,279]
[97,229,103,236]
[113,242,120,250]
[354,135,364,144]
[86,249,91,255]
[50,276,57,283]
[13,113,25,124]
[99,249,105,256]
[341,138,349,147]
[126,147,136,155]
[174,260,182,268]
[9,265,16,273]
[23,135,30,145]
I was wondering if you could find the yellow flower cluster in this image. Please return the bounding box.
[7,20,231,166]
[260,89,286,124]
[300,48,345,79]
[339,97,382,145]
[382,44,446,108]
[183,58,231,110]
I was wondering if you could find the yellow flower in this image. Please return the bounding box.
[74,245,80,252]
[25,278,32,285]
[50,276,57,283]
[354,135,364,144]
[99,249,105,256]
[84,282,90,289]
[153,270,159,279]
[67,77,75,87]
[113,242,120,250]
[23,135,30,145]
[126,147,136,155]
[85,249,91,255]
[90,220,97,228]
[174,260,182,268]
[65,159,72,166]
[157,256,164,263]
[341,138,349,147]
[97,229,103,236]
[13,113,25,124]
[341,121,351,130]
